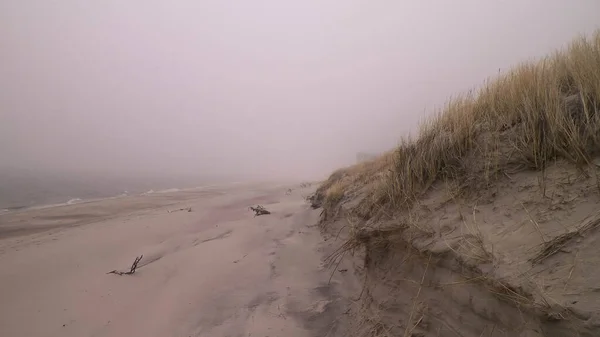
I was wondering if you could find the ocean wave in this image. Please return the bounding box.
[66,198,83,205]
[156,188,180,193]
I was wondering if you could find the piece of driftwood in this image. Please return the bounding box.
[107,255,143,275]
[249,205,271,216]
[168,207,192,213]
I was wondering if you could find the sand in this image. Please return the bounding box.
[314,159,600,336]
[0,182,352,337]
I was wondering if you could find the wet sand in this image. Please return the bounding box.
[0,182,350,337]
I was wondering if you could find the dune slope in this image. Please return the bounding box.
[313,31,600,336]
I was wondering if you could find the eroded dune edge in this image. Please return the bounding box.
[311,31,600,337]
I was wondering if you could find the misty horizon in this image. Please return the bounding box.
[2,1,599,181]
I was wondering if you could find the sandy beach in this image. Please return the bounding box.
[0,182,351,337]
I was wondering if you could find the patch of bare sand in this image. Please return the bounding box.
[318,160,600,336]
[0,182,352,337]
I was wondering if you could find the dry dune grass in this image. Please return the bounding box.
[377,31,600,211]
[321,30,600,215]
[316,30,600,336]
[318,151,394,210]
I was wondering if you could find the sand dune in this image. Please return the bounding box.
[0,182,352,337]
[308,31,600,337]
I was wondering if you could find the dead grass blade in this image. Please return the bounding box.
[404,254,431,337]
[531,208,600,264]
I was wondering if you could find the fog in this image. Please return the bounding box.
[1,0,599,181]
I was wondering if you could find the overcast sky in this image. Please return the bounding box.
[1,0,599,180]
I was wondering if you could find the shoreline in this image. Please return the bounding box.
[0,181,259,217]
[0,181,313,239]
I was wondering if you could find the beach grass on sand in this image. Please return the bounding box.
[315,30,600,336]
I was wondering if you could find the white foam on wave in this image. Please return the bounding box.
[156,188,180,194]
[66,198,83,205]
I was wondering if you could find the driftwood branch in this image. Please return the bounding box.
[107,255,143,276]
[168,207,192,213]
[249,205,271,216]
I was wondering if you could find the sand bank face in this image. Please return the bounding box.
[0,182,351,337]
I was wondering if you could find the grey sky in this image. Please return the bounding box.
[1,0,599,180]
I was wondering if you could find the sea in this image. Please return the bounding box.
[0,167,235,213]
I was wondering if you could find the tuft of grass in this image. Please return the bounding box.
[324,180,345,208]
[317,152,395,211]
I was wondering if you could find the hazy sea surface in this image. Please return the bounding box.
[0,168,234,212]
